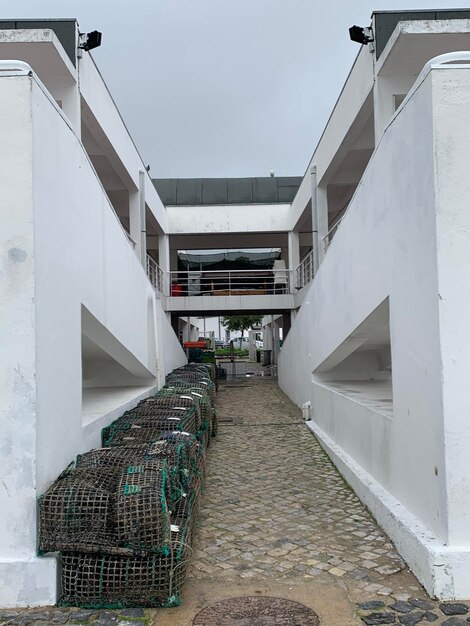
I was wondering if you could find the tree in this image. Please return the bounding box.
[221,315,263,347]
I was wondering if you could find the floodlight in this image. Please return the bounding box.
[349,25,374,45]
[80,31,102,52]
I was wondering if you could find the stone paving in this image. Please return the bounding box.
[2,376,470,625]
[0,607,149,625]
[185,378,469,624]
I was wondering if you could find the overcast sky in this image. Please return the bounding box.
[6,0,470,177]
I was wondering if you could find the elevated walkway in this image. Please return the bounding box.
[165,293,295,316]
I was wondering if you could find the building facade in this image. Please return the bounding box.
[1,10,470,605]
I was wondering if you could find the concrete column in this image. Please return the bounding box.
[129,172,147,266]
[170,248,178,272]
[129,189,141,260]
[248,330,257,362]
[282,312,292,340]
[317,184,329,263]
[373,74,415,142]
[138,171,146,265]
[272,317,281,365]
[158,234,170,295]
[309,168,318,277]
[49,82,81,139]
[288,230,300,289]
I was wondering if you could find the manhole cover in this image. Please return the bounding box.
[193,596,320,625]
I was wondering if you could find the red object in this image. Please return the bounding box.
[171,283,183,296]
[183,341,208,349]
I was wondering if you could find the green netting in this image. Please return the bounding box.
[40,363,217,610]
[38,458,170,556]
[59,548,190,608]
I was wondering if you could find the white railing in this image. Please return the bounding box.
[168,269,292,297]
[323,215,345,252]
[296,250,314,290]
[146,255,164,293]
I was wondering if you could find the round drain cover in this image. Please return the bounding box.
[193,596,320,625]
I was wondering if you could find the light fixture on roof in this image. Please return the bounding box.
[270,170,275,177]
[349,25,374,45]
[79,30,102,52]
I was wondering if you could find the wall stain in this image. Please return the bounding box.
[8,247,27,263]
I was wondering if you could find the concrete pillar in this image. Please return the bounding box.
[272,317,281,365]
[248,329,257,362]
[288,230,300,289]
[129,172,146,266]
[49,82,81,139]
[317,184,329,263]
[158,234,170,295]
[282,312,292,340]
[373,74,415,142]
[170,248,178,272]
[129,189,141,260]
[138,171,147,265]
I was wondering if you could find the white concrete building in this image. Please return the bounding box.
[2,9,470,605]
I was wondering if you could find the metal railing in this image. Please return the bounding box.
[146,255,164,293]
[296,250,314,290]
[168,269,292,297]
[323,215,344,251]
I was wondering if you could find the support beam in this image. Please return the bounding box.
[288,230,300,287]
[129,189,141,260]
[317,184,329,263]
[310,166,320,273]
[158,234,170,295]
[139,170,146,266]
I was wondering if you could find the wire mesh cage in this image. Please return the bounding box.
[115,460,171,555]
[39,458,171,556]
[102,406,199,448]
[60,546,191,608]
[39,472,117,555]
[40,363,217,609]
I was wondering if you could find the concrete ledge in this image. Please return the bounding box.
[0,557,57,607]
[305,419,470,599]
[81,384,159,451]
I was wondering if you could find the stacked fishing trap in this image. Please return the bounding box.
[38,363,217,608]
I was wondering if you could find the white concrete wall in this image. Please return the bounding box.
[0,71,185,607]
[279,65,470,599]
[159,309,187,377]
[166,203,291,234]
[0,74,57,607]
[433,68,470,557]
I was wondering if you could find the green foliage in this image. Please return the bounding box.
[220,315,263,334]
[215,348,249,358]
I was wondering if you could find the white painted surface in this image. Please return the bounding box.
[0,74,57,606]
[166,203,291,234]
[280,65,470,598]
[0,70,186,606]
[166,293,295,313]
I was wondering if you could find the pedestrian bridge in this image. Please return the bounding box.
[147,256,312,316]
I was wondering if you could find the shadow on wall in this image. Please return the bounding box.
[81,305,155,391]
[312,298,393,418]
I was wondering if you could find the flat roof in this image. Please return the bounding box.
[372,9,470,58]
[153,177,302,206]
[0,19,77,65]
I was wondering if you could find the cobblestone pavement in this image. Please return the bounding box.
[0,607,149,625]
[184,378,469,624]
[3,377,470,625]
